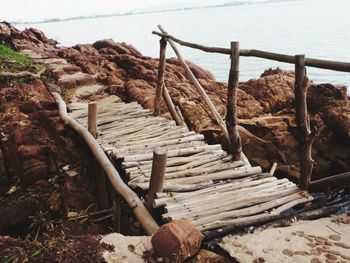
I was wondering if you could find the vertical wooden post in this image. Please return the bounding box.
[88,102,97,138]
[226,41,242,161]
[295,54,314,190]
[146,147,167,211]
[154,37,167,116]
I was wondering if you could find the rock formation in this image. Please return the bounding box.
[1,22,350,184]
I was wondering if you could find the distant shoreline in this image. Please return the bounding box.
[13,0,299,25]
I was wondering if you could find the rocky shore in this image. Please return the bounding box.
[0,22,349,262]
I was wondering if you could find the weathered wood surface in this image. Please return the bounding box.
[68,95,313,231]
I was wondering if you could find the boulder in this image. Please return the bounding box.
[151,219,204,262]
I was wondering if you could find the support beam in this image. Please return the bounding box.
[163,84,185,126]
[88,102,97,138]
[226,42,242,161]
[146,147,167,211]
[310,172,350,191]
[52,92,159,235]
[157,25,230,146]
[295,55,315,191]
[154,37,167,116]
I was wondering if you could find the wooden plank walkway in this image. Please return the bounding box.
[68,96,313,231]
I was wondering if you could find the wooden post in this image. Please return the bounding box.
[88,102,97,138]
[295,55,314,191]
[226,42,242,161]
[146,147,167,211]
[158,25,230,145]
[154,37,167,116]
[163,84,185,126]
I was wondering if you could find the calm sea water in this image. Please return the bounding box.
[19,0,350,89]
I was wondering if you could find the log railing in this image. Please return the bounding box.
[152,25,350,191]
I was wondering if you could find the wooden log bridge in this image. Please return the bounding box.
[63,94,314,233]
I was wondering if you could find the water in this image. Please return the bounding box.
[19,0,350,89]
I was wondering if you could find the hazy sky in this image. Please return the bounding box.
[0,0,223,22]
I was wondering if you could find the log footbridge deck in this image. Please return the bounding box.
[53,24,350,236]
[67,95,313,232]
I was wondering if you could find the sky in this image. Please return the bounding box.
[0,0,230,22]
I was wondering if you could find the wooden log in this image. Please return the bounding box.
[162,84,185,126]
[123,144,223,162]
[310,172,350,191]
[152,31,350,72]
[88,102,97,138]
[154,177,277,208]
[164,179,293,213]
[146,147,167,211]
[164,186,300,221]
[154,37,167,116]
[198,194,312,231]
[226,41,242,161]
[295,55,315,191]
[190,191,309,227]
[157,25,230,146]
[52,92,159,235]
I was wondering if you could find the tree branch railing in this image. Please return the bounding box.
[153,24,350,191]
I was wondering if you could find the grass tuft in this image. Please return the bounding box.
[0,44,30,64]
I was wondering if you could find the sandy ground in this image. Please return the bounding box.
[101,233,152,263]
[220,213,350,263]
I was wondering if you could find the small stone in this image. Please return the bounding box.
[334,242,350,249]
[307,243,317,248]
[341,254,350,260]
[282,249,294,257]
[311,258,321,263]
[310,249,321,256]
[305,236,314,242]
[327,250,341,256]
[257,257,265,263]
[324,253,337,260]
[294,251,309,256]
[285,237,291,242]
[329,234,341,241]
[325,240,333,246]
[232,241,242,248]
[296,231,305,237]
[316,247,328,253]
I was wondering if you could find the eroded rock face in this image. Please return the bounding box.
[0,78,79,185]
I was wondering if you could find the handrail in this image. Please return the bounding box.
[152,31,350,73]
[52,92,159,235]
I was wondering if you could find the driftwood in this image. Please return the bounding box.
[52,92,159,235]
[295,55,315,190]
[226,41,242,161]
[157,25,231,146]
[310,172,350,191]
[152,31,350,72]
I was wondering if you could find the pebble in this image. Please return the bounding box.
[307,243,317,248]
[327,249,341,256]
[324,253,337,260]
[334,242,350,249]
[329,234,341,241]
[310,258,321,263]
[305,236,314,242]
[310,249,321,256]
[341,254,350,260]
[282,249,294,257]
[294,251,309,256]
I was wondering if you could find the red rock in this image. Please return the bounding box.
[151,219,204,262]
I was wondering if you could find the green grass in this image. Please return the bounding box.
[0,44,29,64]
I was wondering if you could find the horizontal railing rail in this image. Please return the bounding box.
[152,31,350,73]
